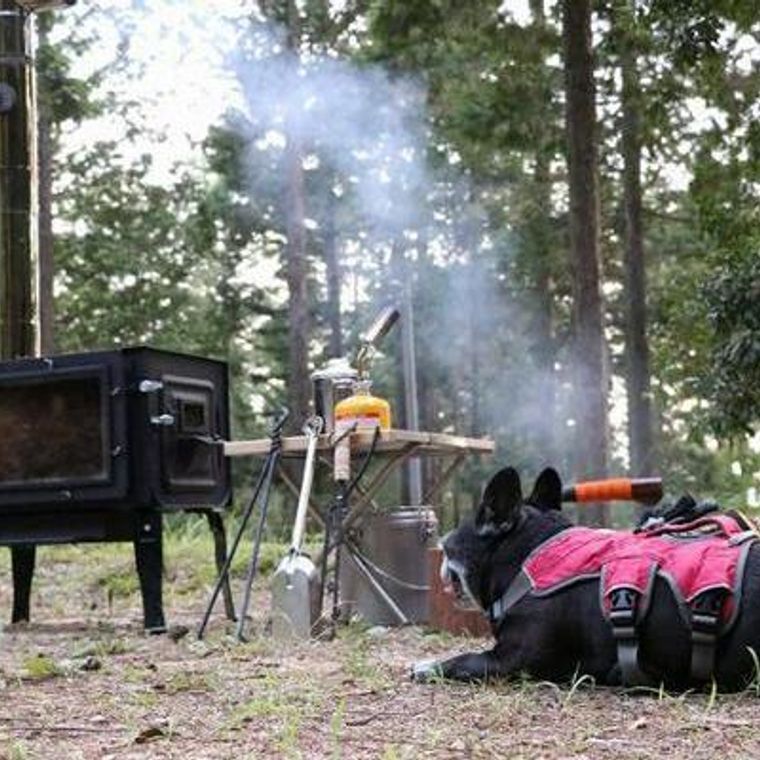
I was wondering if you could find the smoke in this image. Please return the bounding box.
[223,18,581,475]
[230,24,429,238]
[53,3,596,479]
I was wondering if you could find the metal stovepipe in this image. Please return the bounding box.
[0,0,35,359]
[400,275,422,505]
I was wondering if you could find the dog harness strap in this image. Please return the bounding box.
[689,589,725,683]
[487,570,532,625]
[609,587,655,687]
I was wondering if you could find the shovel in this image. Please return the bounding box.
[270,416,323,639]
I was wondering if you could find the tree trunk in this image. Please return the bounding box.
[282,1,311,430]
[562,0,608,525]
[283,137,311,430]
[531,155,557,461]
[528,0,557,463]
[37,18,54,355]
[618,0,655,477]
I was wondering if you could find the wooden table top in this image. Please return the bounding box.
[223,428,495,459]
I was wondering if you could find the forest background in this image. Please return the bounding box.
[36,0,760,530]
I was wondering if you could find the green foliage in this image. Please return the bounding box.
[692,144,760,437]
[54,146,204,351]
[36,12,103,141]
[704,255,760,437]
[43,0,760,514]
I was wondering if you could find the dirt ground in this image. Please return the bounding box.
[2,538,760,760]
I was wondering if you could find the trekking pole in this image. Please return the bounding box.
[234,409,289,641]
[197,408,289,639]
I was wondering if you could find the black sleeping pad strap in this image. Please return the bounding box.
[690,589,724,683]
[609,587,656,687]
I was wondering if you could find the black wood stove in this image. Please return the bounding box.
[0,346,234,631]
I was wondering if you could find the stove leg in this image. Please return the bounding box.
[11,544,36,623]
[134,512,166,633]
[206,511,236,621]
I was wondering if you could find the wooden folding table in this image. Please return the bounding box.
[224,428,495,624]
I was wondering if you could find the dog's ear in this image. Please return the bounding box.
[478,467,523,526]
[527,467,562,511]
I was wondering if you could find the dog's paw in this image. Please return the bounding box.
[411,659,443,683]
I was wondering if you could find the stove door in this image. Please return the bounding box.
[158,375,225,500]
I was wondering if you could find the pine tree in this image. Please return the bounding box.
[562,0,609,523]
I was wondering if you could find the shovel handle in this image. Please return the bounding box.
[290,416,323,552]
[562,477,663,505]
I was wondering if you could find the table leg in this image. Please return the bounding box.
[343,443,423,531]
[422,453,467,504]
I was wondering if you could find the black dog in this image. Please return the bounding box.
[413,467,760,690]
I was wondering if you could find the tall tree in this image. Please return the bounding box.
[282,131,312,427]
[562,0,609,522]
[283,1,311,428]
[614,0,655,477]
[523,0,562,463]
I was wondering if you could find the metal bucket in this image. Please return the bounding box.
[340,507,438,625]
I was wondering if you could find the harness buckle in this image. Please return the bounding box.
[689,589,725,683]
[608,587,652,686]
[609,587,637,634]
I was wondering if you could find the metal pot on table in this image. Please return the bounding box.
[310,358,358,434]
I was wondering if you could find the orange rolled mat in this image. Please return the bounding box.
[562,477,662,504]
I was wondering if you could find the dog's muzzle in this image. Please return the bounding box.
[441,554,480,609]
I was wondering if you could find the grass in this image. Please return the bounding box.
[329,697,346,760]
[98,564,140,599]
[8,537,760,758]
[562,671,596,708]
[276,711,303,759]
[13,526,295,604]
[164,669,215,694]
[130,689,159,709]
[21,654,61,680]
[747,646,760,696]
[337,619,394,690]
[3,741,30,760]
[226,670,324,732]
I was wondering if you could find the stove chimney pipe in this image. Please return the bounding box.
[0,0,35,359]
[0,0,74,360]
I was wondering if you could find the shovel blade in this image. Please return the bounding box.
[270,555,321,639]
